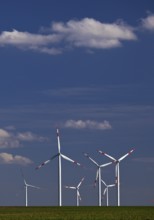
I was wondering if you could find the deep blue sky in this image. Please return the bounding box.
[0,0,154,206]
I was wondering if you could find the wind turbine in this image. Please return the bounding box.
[36,129,82,206]
[101,179,115,206]
[84,153,112,206]
[65,177,84,206]
[21,171,40,207]
[98,148,135,206]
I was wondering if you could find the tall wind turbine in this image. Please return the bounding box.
[101,179,115,206]
[98,148,135,206]
[65,177,84,206]
[36,129,82,206]
[84,153,112,206]
[21,172,40,207]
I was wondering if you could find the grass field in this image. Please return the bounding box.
[0,206,153,220]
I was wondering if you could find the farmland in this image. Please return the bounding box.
[0,206,153,220]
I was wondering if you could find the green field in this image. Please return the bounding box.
[0,206,153,220]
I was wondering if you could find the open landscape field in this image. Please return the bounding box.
[0,206,153,220]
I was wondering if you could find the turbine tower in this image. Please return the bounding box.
[101,179,115,206]
[65,177,84,206]
[84,153,112,206]
[36,129,82,206]
[98,148,134,206]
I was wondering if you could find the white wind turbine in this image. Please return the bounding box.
[98,148,135,206]
[84,153,112,206]
[101,179,115,206]
[36,129,82,206]
[65,177,84,206]
[21,171,40,207]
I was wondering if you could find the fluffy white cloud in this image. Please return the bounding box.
[17,131,47,142]
[0,128,47,149]
[141,14,154,30]
[0,128,20,148]
[64,119,112,130]
[0,18,137,54]
[0,29,60,45]
[52,18,137,49]
[0,129,10,138]
[0,29,62,55]
[0,153,33,165]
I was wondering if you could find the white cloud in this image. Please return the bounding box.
[17,131,47,142]
[0,29,62,55]
[0,18,137,54]
[0,29,59,45]
[0,153,33,165]
[52,18,137,49]
[64,119,112,130]
[0,128,20,148]
[0,128,47,149]
[0,129,10,138]
[141,14,154,30]
[0,137,20,149]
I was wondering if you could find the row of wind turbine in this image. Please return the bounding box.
[32,128,134,206]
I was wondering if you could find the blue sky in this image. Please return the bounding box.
[0,0,154,206]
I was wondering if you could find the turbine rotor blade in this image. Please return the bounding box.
[98,150,116,161]
[77,190,81,200]
[108,184,115,188]
[20,168,27,185]
[24,179,27,186]
[101,179,107,187]
[35,153,59,170]
[27,184,40,189]
[77,177,84,188]
[56,128,61,154]
[100,161,112,168]
[61,153,81,166]
[118,148,135,162]
[65,186,76,189]
[103,188,107,195]
[84,153,99,167]
[115,163,118,184]
[94,169,99,187]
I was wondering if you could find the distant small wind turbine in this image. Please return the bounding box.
[65,177,84,206]
[36,129,82,206]
[21,171,40,207]
[84,153,112,206]
[98,148,135,206]
[101,179,115,206]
